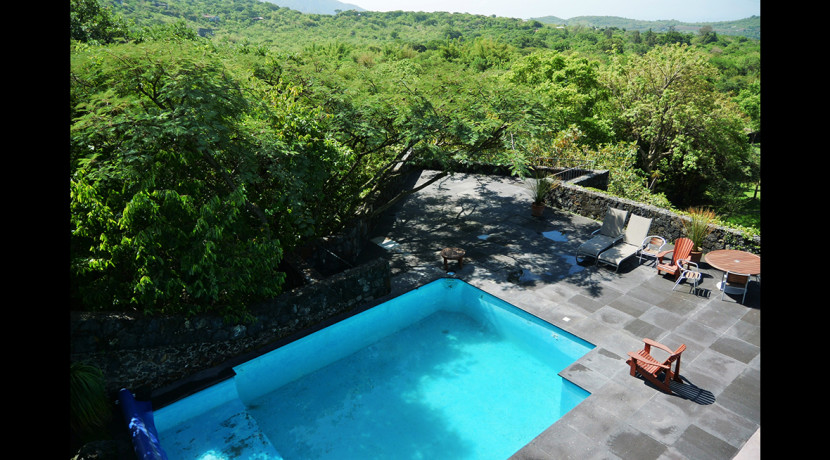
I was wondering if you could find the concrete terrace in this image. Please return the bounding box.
[355,170,761,460]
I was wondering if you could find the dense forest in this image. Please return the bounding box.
[70,0,760,319]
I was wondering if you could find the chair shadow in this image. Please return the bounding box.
[687,287,713,299]
[669,376,716,405]
[635,374,715,405]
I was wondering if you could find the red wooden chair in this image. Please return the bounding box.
[656,237,694,280]
[626,338,686,394]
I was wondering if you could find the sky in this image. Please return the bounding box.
[348,1,761,23]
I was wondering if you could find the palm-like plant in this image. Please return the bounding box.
[70,361,112,442]
[523,174,561,206]
[681,207,716,251]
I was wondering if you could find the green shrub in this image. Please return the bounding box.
[70,362,112,442]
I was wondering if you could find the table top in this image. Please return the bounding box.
[441,247,465,259]
[704,249,761,275]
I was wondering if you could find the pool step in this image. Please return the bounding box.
[158,396,283,459]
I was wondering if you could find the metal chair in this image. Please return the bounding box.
[721,271,751,304]
[638,235,667,266]
[672,258,701,294]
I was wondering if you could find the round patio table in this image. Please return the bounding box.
[704,249,760,291]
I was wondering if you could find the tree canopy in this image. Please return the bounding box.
[602,44,752,206]
[70,0,760,318]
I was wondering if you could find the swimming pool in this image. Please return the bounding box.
[154,278,594,459]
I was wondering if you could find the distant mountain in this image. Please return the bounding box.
[532,15,760,40]
[261,0,364,15]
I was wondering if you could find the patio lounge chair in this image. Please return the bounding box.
[626,338,686,394]
[656,237,694,280]
[597,214,653,271]
[575,207,628,264]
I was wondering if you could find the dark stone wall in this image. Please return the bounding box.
[70,258,391,397]
[549,179,760,255]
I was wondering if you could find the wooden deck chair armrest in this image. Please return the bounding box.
[655,249,674,262]
[642,338,674,354]
[626,352,670,369]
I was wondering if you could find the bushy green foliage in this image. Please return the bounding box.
[70,361,111,441]
[601,44,752,207]
[70,0,131,44]
[504,51,613,146]
[71,1,760,316]
[70,41,339,318]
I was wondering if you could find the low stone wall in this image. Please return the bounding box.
[70,257,392,397]
[550,179,760,254]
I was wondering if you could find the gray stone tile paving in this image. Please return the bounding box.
[358,170,761,459]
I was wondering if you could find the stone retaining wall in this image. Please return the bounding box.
[70,258,391,397]
[550,176,760,254]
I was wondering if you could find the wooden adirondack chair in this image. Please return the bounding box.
[626,338,686,394]
[656,237,694,280]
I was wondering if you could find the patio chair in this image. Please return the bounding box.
[638,235,667,266]
[575,207,628,264]
[672,258,701,294]
[656,237,694,280]
[721,271,751,304]
[626,338,686,394]
[597,215,653,271]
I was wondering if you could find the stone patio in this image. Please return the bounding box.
[355,170,760,460]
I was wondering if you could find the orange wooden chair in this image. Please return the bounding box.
[656,237,694,280]
[626,338,686,393]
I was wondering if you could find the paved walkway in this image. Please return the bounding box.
[357,170,761,460]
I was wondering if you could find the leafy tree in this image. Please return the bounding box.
[659,27,691,46]
[70,0,131,44]
[70,42,343,319]
[504,50,613,146]
[643,29,657,47]
[734,79,760,132]
[602,44,752,206]
[696,25,718,45]
[281,55,529,220]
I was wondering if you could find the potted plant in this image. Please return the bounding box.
[680,207,716,263]
[523,174,561,217]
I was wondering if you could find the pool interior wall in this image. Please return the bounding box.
[154,278,595,459]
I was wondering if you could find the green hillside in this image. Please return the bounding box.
[104,0,760,53]
[533,15,760,40]
[262,0,364,15]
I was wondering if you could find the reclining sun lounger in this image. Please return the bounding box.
[575,207,628,264]
[597,214,653,271]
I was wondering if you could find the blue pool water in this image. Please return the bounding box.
[154,279,594,460]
